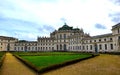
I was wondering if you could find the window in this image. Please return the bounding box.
[105,44,107,50]
[90,45,92,50]
[110,44,113,49]
[99,44,102,50]
[18,47,19,50]
[118,36,120,40]
[94,40,96,42]
[60,34,62,39]
[104,39,106,41]
[21,47,23,50]
[86,45,88,50]
[35,47,37,50]
[28,47,30,50]
[110,38,112,41]
[118,29,119,33]
[32,47,34,50]
[90,40,92,43]
[99,39,101,42]
[83,46,85,50]
[80,46,81,50]
[57,45,58,50]
[64,34,66,39]
[60,44,62,50]
[14,47,16,50]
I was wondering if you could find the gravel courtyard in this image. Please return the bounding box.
[43,54,120,75]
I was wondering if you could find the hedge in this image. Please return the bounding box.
[13,54,99,74]
[0,54,6,68]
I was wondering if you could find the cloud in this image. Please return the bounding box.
[0,0,120,40]
[95,24,106,29]
[0,17,39,31]
[38,25,55,35]
[0,17,42,40]
[111,0,120,5]
[109,13,120,23]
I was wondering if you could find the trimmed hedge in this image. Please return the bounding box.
[39,54,98,73]
[99,52,120,55]
[13,54,39,72]
[13,52,86,56]
[13,54,99,74]
[0,53,6,68]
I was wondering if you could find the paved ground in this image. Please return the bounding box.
[0,53,37,75]
[43,54,120,75]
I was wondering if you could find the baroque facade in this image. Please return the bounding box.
[0,23,120,52]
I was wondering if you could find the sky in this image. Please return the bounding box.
[0,0,120,41]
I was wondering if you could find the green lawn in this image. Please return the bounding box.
[21,54,92,69]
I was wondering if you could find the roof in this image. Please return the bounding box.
[16,40,37,43]
[58,24,73,30]
[0,36,17,40]
[92,33,112,39]
[58,23,81,31]
[73,28,80,30]
[112,23,120,30]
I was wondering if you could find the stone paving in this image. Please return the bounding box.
[0,53,37,75]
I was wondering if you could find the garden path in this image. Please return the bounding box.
[43,54,120,75]
[0,52,37,75]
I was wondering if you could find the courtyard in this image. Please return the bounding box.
[0,52,120,75]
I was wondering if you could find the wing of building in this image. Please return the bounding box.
[0,36,18,51]
[1,23,120,52]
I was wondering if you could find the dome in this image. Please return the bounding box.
[58,23,73,30]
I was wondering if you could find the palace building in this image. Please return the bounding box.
[0,23,120,52]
